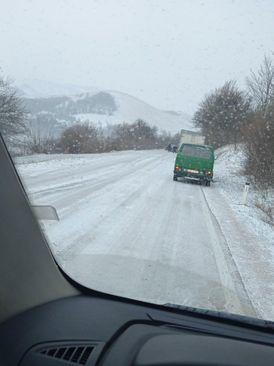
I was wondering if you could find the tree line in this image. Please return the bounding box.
[55,119,179,154]
[193,56,274,189]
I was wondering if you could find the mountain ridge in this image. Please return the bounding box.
[19,80,194,135]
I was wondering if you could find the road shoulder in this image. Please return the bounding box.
[203,185,274,320]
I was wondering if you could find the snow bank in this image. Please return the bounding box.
[202,145,274,319]
[214,144,274,246]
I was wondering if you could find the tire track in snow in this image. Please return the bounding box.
[28,154,159,197]
[29,153,165,217]
[47,153,170,256]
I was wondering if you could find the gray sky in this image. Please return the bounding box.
[0,0,273,113]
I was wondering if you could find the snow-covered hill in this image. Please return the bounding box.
[19,80,193,135]
[74,90,193,133]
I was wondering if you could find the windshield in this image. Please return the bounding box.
[180,145,212,159]
[1,0,274,322]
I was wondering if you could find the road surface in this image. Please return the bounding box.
[17,150,257,317]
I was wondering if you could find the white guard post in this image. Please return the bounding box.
[242,182,250,205]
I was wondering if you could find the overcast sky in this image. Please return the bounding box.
[0,0,273,113]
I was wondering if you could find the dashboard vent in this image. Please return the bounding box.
[38,344,94,364]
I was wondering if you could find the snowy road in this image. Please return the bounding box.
[17,150,272,319]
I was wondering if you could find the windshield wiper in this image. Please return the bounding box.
[163,303,274,331]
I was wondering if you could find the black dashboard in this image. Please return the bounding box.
[1,295,274,366]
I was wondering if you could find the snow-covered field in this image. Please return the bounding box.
[15,148,274,321]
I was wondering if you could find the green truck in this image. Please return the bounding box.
[173,131,214,186]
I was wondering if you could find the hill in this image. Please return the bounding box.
[19,80,193,136]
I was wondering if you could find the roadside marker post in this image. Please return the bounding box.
[242,182,250,205]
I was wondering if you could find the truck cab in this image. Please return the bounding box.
[174,143,214,186]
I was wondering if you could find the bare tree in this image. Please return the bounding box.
[26,125,57,154]
[247,56,274,115]
[60,123,101,153]
[25,114,62,153]
[111,120,158,150]
[0,77,26,146]
[193,81,250,148]
[243,56,274,188]
[243,110,274,188]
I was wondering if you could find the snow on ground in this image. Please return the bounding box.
[75,90,193,134]
[15,148,274,321]
[202,145,274,318]
[214,145,274,246]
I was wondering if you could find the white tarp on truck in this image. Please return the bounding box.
[180,129,205,145]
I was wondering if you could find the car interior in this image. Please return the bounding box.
[1,132,274,365]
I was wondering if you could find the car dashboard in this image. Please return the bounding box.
[1,295,274,366]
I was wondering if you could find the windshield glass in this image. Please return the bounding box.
[1,0,274,322]
[180,145,212,159]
